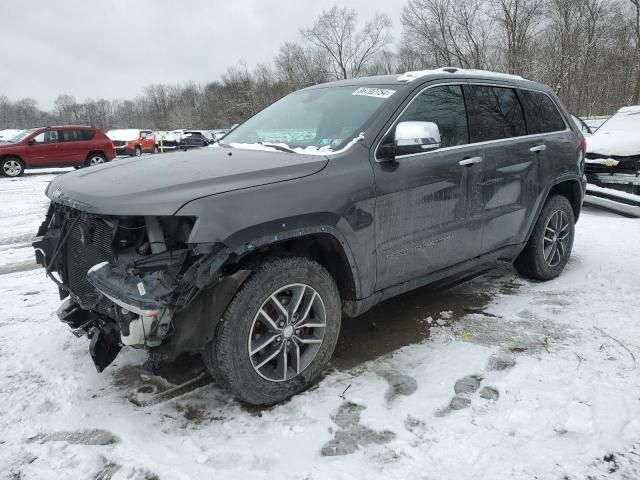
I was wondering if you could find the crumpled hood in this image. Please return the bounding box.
[587,131,640,157]
[46,147,328,216]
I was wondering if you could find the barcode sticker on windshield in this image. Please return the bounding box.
[352,87,396,99]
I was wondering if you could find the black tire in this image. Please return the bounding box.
[514,194,575,281]
[134,146,142,157]
[153,145,159,154]
[204,256,341,405]
[1,157,25,177]
[85,153,106,167]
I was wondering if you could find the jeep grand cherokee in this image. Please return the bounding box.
[33,68,586,405]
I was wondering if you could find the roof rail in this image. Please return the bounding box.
[397,67,524,83]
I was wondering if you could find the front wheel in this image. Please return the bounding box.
[134,146,142,157]
[514,195,575,280]
[204,257,341,405]
[1,157,24,177]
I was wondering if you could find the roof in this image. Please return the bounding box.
[307,67,543,91]
[47,125,94,129]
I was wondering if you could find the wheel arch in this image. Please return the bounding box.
[548,178,583,221]
[524,174,584,245]
[85,150,107,162]
[228,230,360,308]
[1,153,26,165]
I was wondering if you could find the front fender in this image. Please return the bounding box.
[177,149,377,298]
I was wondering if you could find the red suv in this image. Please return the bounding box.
[0,126,116,177]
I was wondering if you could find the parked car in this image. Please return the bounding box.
[179,130,210,149]
[107,129,158,156]
[156,129,187,151]
[212,129,229,141]
[0,125,116,177]
[585,106,640,194]
[33,68,585,405]
[0,129,23,142]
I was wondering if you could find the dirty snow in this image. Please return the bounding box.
[1,171,640,479]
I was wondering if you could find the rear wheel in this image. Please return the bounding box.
[85,153,106,167]
[1,157,24,177]
[514,195,575,280]
[204,257,341,405]
[153,145,159,154]
[134,146,142,157]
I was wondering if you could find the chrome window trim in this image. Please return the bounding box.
[374,81,571,163]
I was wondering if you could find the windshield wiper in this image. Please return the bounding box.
[259,142,297,153]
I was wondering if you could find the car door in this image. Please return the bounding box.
[59,129,85,164]
[462,84,542,252]
[372,84,486,290]
[141,130,155,152]
[27,129,63,166]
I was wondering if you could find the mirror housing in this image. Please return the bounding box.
[27,140,35,146]
[395,121,441,152]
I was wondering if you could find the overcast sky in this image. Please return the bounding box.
[0,0,401,110]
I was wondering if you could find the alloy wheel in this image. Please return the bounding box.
[248,283,326,382]
[543,210,570,267]
[89,155,104,166]
[3,160,22,177]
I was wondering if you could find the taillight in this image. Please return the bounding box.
[579,136,587,153]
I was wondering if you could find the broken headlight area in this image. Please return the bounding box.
[585,153,640,194]
[33,203,230,372]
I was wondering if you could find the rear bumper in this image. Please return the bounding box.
[115,146,134,156]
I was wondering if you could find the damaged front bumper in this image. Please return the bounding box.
[33,203,233,372]
[585,153,640,194]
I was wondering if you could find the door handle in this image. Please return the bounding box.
[459,156,483,166]
[530,144,547,153]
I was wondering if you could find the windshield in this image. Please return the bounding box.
[9,129,36,143]
[595,108,640,135]
[221,85,397,153]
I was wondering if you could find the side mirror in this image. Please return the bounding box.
[27,140,35,146]
[395,121,441,152]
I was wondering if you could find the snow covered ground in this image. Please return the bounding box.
[1,171,640,479]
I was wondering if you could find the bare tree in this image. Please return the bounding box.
[492,0,544,75]
[402,0,492,69]
[301,7,392,79]
[631,0,640,103]
[275,42,331,89]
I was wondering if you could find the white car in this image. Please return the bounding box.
[156,129,187,151]
[585,106,640,195]
[0,129,23,142]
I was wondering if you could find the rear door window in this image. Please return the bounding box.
[517,90,566,134]
[61,130,82,142]
[463,85,526,143]
[80,129,96,140]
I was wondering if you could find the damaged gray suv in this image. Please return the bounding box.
[33,68,586,405]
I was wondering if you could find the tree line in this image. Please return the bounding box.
[1,0,639,132]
